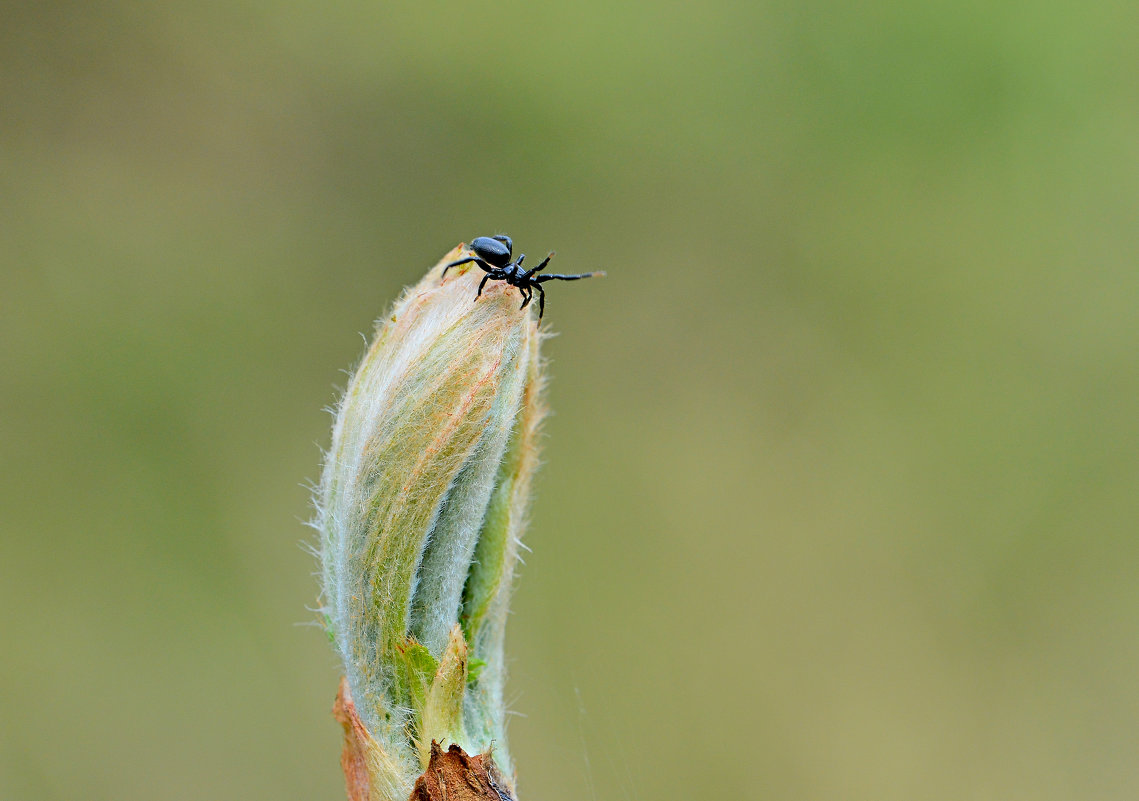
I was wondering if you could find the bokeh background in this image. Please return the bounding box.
[3,1,1138,799]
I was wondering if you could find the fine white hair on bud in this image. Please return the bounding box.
[316,244,545,800]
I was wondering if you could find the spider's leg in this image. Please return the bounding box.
[442,256,475,278]
[443,256,494,279]
[519,284,532,309]
[476,273,492,298]
[535,283,546,320]
[531,252,555,274]
[521,252,556,281]
[535,270,605,283]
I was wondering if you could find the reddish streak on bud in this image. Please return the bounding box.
[334,678,374,801]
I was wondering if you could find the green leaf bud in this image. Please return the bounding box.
[316,244,544,799]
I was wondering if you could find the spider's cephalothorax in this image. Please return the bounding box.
[442,234,602,320]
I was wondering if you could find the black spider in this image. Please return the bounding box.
[441,234,603,320]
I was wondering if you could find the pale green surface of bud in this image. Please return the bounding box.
[316,244,544,799]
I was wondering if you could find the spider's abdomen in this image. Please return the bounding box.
[470,236,512,268]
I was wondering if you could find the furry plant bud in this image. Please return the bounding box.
[316,244,544,801]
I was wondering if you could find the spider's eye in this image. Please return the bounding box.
[471,236,511,267]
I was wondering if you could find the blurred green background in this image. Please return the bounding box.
[3,1,1138,799]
